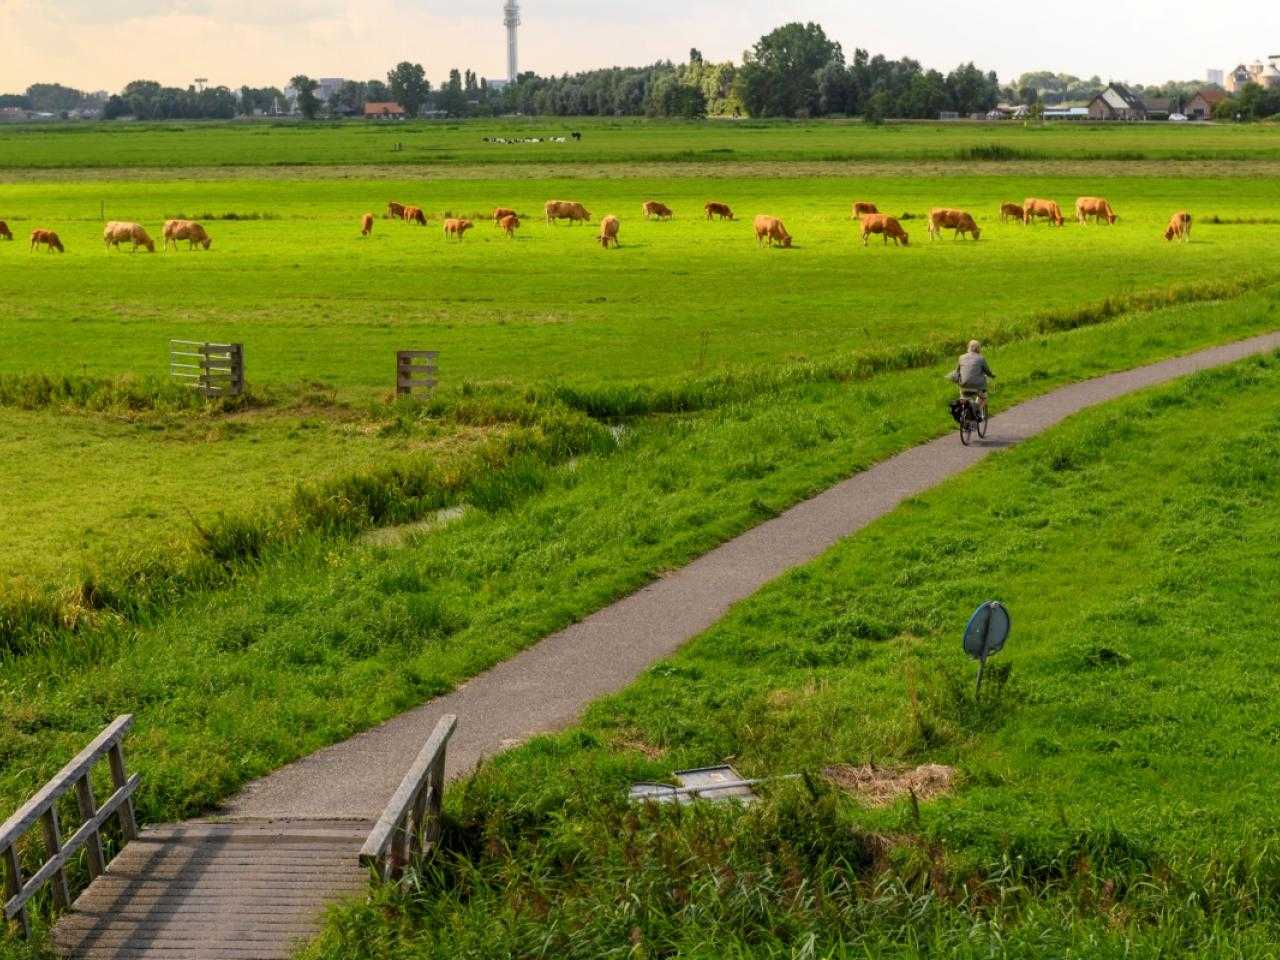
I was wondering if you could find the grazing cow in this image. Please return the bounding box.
[999,202,1024,223]
[492,207,517,223]
[443,218,474,240]
[163,219,212,251]
[104,221,155,253]
[597,215,621,248]
[498,214,520,238]
[642,200,673,220]
[1076,196,1118,225]
[0,221,11,241]
[851,201,879,218]
[545,200,591,224]
[360,213,374,237]
[30,229,64,253]
[388,201,406,220]
[860,214,910,247]
[928,208,981,242]
[704,202,734,221]
[1023,198,1065,227]
[403,206,427,226]
[753,215,792,248]
[1164,211,1193,243]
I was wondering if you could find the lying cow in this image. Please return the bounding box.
[1023,198,1064,227]
[753,215,792,248]
[403,206,427,226]
[1164,211,1192,243]
[546,200,591,225]
[492,207,517,223]
[104,221,155,253]
[0,221,11,241]
[851,201,879,218]
[388,201,406,220]
[163,219,212,251]
[861,214,909,247]
[704,202,734,221]
[642,201,673,220]
[361,213,374,237]
[1076,197,1118,225]
[30,229,64,253]
[999,202,1024,223]
[443,218,474,240]
[928,208,981,242]
[499,214,520,238]
[598,215,621,248]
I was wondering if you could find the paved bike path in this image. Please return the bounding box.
[226,331,1280,820]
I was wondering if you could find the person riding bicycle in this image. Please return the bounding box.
[947,340,995,420]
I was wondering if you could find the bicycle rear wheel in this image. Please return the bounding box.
[977,408,989,438]
[960,411,974,446]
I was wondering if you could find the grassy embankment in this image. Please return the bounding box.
[306,349,1280,960]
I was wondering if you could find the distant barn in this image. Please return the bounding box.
[364,102,407,121]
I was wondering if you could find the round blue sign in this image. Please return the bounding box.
[963,601,1010,660]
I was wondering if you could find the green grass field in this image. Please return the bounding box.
[1,118,1279,170]
[3,117,1280,958]
[307,352,1280,959]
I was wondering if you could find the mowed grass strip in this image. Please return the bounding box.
[1,174,1277,390]
[1,118,1279,170]
[305,351,1280,960]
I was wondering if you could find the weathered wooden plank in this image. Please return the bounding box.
[40,807,72,909]
[361,715,456,868]
[0,716,132,852]
[2,842,27,937]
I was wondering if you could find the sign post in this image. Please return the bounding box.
[963,600,1010,697]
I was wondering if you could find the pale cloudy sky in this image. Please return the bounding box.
[1,0,1275,93]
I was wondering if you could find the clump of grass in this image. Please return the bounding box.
[956,144,1039,161]
[0,372,266,414]
[163,211,281,221]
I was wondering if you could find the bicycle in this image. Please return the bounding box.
[951,394,989,446]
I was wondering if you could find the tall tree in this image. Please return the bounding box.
[739,22,842,117]
[387,62,429,117]
[289,75,320,119]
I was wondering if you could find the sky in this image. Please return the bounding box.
[1,0,1276,93]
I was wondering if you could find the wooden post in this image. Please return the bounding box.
[107,744,138,841]
[396,350,438,398]
[426,753,446,847]
[74,777,107,880]
[2,843,27,938]
[40,807,72,909]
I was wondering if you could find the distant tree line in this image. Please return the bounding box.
[1213,83,1280,120]
[0,83,104,116]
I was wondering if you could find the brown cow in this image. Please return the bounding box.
[999,202,1024,224]
[598,215,621,249]
[1164,211,1192,243]
[704,202,734,221]
[861,214,909,247]
[163,219,212,251]
[642,200,673,220]
[546,200,591,225]
[928,208,981,242]
[360,213,374,237]
[753,215,792,248]
[388,201,406,220]
[498,214,520,238]
[30,229,64,253]
[851,201,879,218]
[443,217,474,240]
[492,207,517,223]
[0,221,11,241]
[1076,196,1118,225]
[104,221,155,253]
[1023,198,1064,227]
[403,206,427,226]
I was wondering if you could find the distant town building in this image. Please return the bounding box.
[1087,83,1148,120]
[363,102,407,120]
[503,0,521,84]
[1186,88,1226,120]
[1225,58,1280,92]
[1206,69,1224,86]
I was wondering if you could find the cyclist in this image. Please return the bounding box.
[947,340,995,420]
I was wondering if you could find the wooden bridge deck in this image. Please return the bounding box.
[51,819,370,960]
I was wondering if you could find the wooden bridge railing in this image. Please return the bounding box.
[1,715,139,938]
[360,715,456,881]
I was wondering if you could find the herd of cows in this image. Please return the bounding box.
[0,195,1195,255]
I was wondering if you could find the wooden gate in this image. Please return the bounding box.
[169,341,244,397]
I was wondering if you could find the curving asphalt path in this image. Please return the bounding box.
[225,330,1280,820]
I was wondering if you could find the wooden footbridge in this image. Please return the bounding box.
[2,715,456,959]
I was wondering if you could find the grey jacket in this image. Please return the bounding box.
[949,351,995,390]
